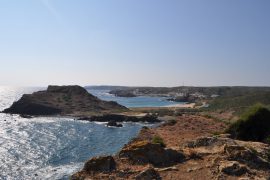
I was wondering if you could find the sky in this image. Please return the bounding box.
[0,0,270,87]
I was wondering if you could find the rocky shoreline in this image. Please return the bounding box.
[77,114,161,127]
[72,114,270,180]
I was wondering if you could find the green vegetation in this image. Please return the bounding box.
[267,150,270,162]
[266,136,270,144]
[207,91,270,114]
[226,104,270,143]
[152,135,166,147]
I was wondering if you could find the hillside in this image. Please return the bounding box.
[207,91,270,113]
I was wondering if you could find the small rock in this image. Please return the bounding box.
[156,166,178,172]
[219,161,249,176]
[135,168,161,180]
[20,114,33,118]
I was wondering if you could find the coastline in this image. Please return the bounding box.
[164,103,195,108]
[72,114,270,179]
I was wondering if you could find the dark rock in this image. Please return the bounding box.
[224,144,270,169]
[20,114,33,118]
[119,141,185,167]
[135,167,161,180]
[83,114,161,123]
[107,120,123,127]
[219,161,249,176]
[83,156,116,173]
[4,102,61,116]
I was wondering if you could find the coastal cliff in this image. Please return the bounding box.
[3,85,128,116]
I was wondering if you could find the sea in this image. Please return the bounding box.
[0,87,182,180]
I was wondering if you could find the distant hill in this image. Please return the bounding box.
[107,86,270,97]
[85,85,132,91]
[3,85,128,116]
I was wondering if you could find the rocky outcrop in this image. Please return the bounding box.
[3,85,128,116]
[218,161,249,176]
[78,114,161,123]
[71,156,116,179]
[83,156,116,173]
[71,115,270,180]
[183,135,270,178]
[119,140,185,167]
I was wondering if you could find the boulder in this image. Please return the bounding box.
[219,161,249,176]
[135,167,161,180]
[119,141,185,167]
[83,156,116,173]
[224,144,270,169]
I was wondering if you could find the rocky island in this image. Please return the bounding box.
[3,85,128,116]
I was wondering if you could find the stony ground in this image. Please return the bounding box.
[72,115,270,180]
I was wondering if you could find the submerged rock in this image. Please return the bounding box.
[3,85,128,116]
[20,114,34,119]
[107,120,123,127]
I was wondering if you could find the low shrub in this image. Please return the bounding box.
[152,136,166,147]
[166,119,177,126]
[226,104,270,142]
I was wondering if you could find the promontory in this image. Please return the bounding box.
[3,85,128,116]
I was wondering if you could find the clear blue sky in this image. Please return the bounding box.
[0,0,269,87]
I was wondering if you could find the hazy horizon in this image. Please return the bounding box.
[1,0,270,87]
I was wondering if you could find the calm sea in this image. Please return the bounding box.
[88,89,183,107]
[0,87,178,179]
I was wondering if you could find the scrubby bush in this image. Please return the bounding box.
[226,104,270,143]
[166,119,177,126]
[152,136,166,147]
[266,136,270,144]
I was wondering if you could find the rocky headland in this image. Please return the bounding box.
[72,114,270,180]
[3,85,128,116]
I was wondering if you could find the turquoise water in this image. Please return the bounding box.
[0,87,152,179]
[87,89,183,107]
